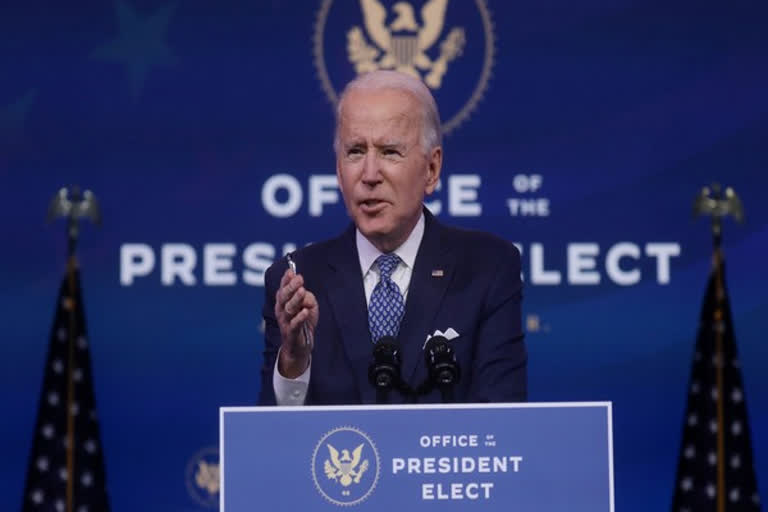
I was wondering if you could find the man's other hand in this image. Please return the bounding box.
[275,268,318,378]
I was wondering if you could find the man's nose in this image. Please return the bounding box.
[361,154,382,186]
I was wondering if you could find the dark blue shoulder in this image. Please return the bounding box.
[440,224,520,260]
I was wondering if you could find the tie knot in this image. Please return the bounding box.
[376,253,401,280]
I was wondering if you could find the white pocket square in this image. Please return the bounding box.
[423,328,460,348]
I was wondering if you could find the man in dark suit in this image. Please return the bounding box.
[259,70,526,405]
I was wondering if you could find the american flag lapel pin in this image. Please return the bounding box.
[431,269,444,277]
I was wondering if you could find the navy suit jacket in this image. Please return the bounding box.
[259,209,527,405]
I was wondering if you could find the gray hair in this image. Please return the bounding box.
[333,70,442,156]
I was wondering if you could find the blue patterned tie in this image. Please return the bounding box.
[368,253,405,343]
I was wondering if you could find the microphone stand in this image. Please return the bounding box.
[369,336,461,404]
[376,388,389,405]
[438,384,455,404]
[369,336,404,405]
[423,336,460,404]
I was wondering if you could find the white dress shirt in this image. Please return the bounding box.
[272,212,425,405]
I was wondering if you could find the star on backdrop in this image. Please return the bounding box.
[91,0,177,100]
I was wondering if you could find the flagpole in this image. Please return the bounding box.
[65,254,77,512]
[693,183,743,512]
[712,246,725,512]
[64,194,80,512]
[47,187,101,512]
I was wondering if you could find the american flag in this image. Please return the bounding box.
[21,266,110,512]
[671,252,762,511]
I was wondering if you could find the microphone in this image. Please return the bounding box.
[368,336,402,402]
[424,335,460,402]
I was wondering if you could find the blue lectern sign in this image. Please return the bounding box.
[220,403,614,511]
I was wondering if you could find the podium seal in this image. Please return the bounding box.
[311,426,381,506]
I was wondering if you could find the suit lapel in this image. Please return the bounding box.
[398,210,455,385]
[325,225,376,404]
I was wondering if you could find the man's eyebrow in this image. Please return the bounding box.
[343,139,366,149]
[375,140,406,149]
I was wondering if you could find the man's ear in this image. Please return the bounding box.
[425,146,443,194]
[335,150,346,187]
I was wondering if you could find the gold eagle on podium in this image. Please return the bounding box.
[348,0,465,89]
[323,443,369,487]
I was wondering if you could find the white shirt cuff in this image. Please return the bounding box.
[272,348,310,405]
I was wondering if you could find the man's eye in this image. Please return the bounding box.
[383,149,401,157]
[348,147,363,156]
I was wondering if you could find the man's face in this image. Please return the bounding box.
[336,88,442,252]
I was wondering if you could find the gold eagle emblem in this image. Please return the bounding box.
[348,0,465,89]
[194,460,220,496]
[323,443,369,487]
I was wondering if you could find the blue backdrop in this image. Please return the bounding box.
[1,0,766,510]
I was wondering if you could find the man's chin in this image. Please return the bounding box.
[355,216,395,244]
[357,222,392,240]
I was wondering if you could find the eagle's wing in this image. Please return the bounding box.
[350,443,364,470]
[324,460,338,480]
[360,0,391,50]
[195,461,213,489]
[348,27,380,73]
[78,190,102,224]
[47,190,70,221]
[418,0,448,50]
[725,188,745,222]
[692,191,712,217]
[327,444,342,470]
